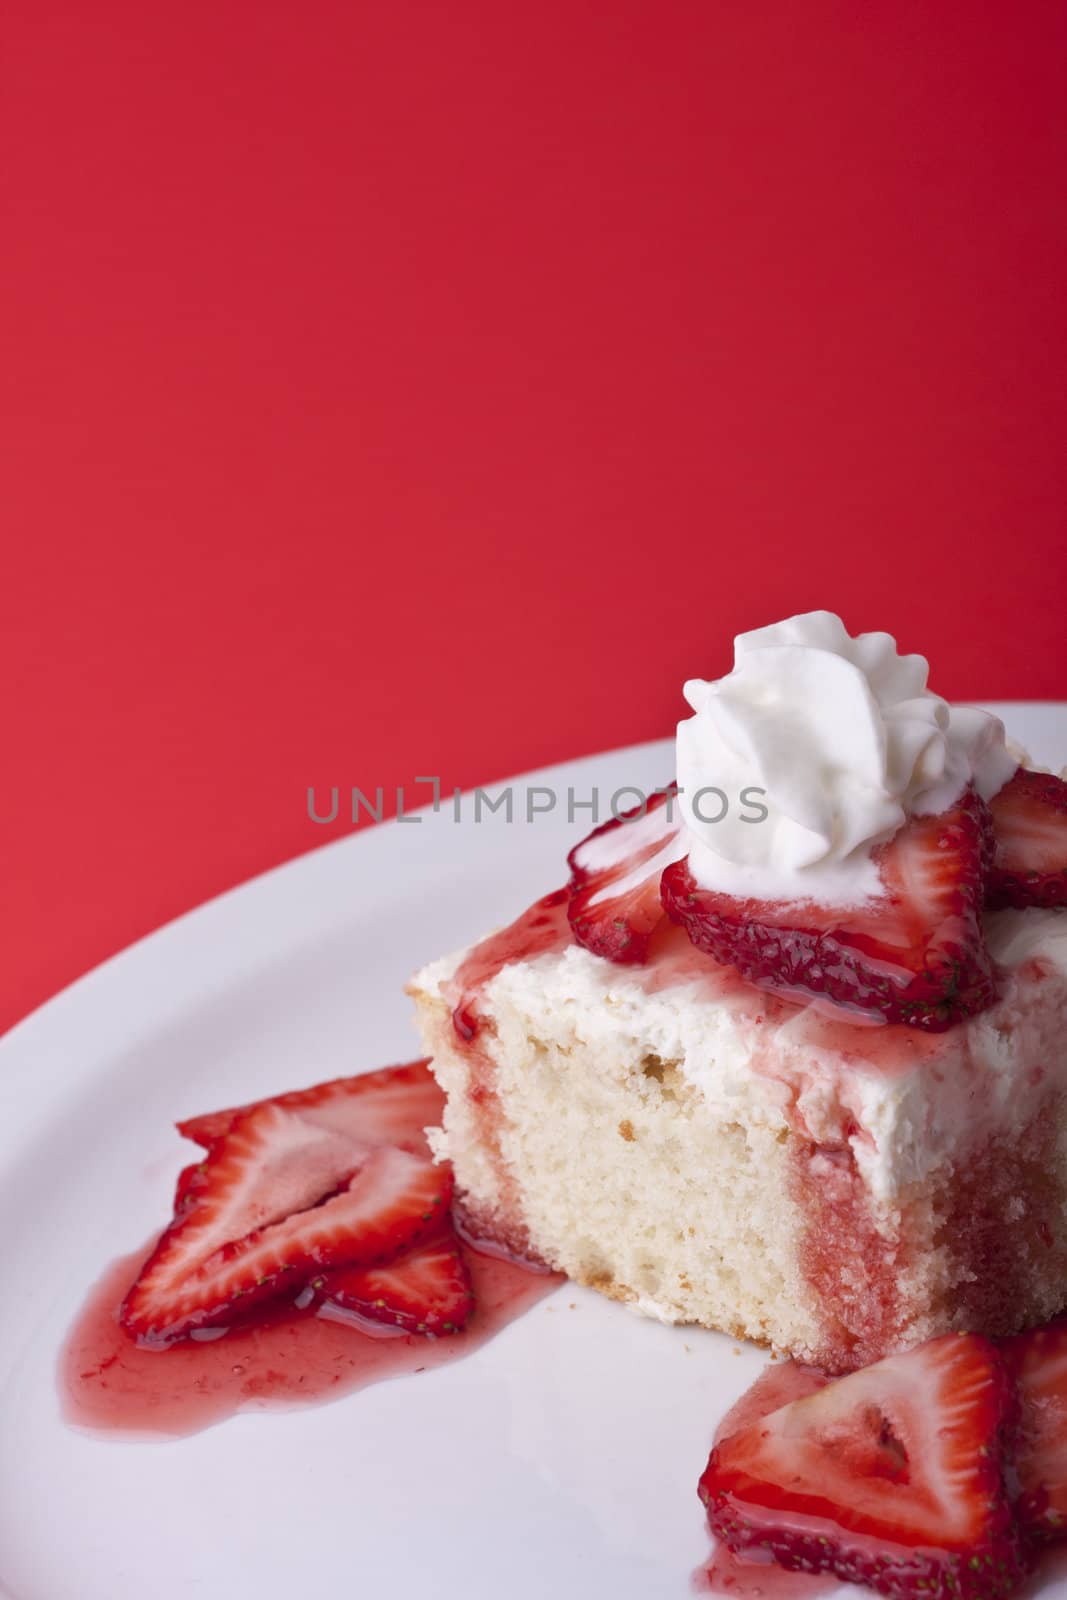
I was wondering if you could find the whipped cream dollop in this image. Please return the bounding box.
[676,611,1015,904]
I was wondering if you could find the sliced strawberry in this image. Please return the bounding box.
[699,1333,1026,1600]
[987,767,1067,909]
[567,787,684,964]
[663,786,996,1030]
[172,1159,209,1217]
[316,1232,475,1337]
[1002,1319,1067,1540]
[122,1103,451,1343]
[177,1059,443,1154]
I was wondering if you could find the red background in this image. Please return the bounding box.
[3,2,1066,1037]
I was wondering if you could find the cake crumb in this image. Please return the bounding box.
[732,1347,742,1356]
[569,1302,576,1310]
[618,1119,636,1142]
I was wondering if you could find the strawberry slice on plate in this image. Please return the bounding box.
[699,1332,1026,1600]
[177,1059,444,1154]
[987,767,1067,909]
[316,1232,475,1337]
[567,787,684,964]
[1002,1318,1067,1541]
[663,786,996,1030]
[122,1103,452,1343]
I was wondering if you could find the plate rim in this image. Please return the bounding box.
[1,706,1066,1600]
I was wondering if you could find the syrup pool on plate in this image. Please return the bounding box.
[61,1237,562,1438]
[693,1543,832,1600]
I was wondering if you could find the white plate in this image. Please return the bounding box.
[1,707,1064,1600]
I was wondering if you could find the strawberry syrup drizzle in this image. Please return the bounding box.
[640,921,946,1077]
[446,888,572,1259]
[787,1139,904,1373]
[787,1084,1067,1373]
[450,886,572,1040]
[61,1237,562,1439]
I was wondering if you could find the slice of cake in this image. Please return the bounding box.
[409,613,1067,1372]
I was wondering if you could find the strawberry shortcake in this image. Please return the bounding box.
[410,612,1067,1372]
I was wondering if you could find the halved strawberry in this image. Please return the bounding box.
[663,786,996,1030]
[177,1060,443,1154]
[1002,1318,1067,1540]
[567,787,684,964]
[316,1233,475,1337]
[987,767,1067,909]
[699,1333,1026,1600]
[122,1103,451,1343]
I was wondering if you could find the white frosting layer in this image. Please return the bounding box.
[676,611,1015,904]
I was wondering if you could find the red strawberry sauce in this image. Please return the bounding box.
[694,1543,832,1599]
[61,1237,561,1438]
[450,886,573,1040]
